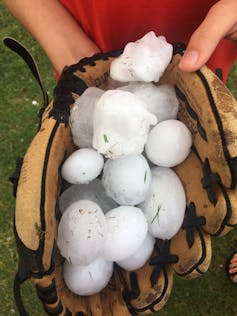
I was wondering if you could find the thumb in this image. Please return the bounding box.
[179,1,236,72]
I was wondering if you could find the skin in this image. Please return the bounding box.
[228,253,237,283]
[179,0,237,71]
[3,0,237,75]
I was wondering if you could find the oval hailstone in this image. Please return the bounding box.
[110,31,173,82]
[145,119,192,167]
[93,90,157,158]
[139,167,186,240]
[102,155,151,205]
[61,148,104,184]
[116,232,155,271]
[119,83,179,122]
[63,257,113,296]
[70,87,104,148]
[57,200,107,265]
[103,206,148,261]
[59,179,118,214]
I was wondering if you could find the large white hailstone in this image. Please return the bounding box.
[116,232,155,271]
[110,31,173,82]
[70,87,104,148]
[93,90,157,158]
[103,206,148,261]
[139,167,186,240]
[57,200,107,265]
[145,119,192,167]
[102,155,151,205]
[61,148,104,184]
[118,83,179,122]
[59,179,118,214]
[63,257,113,296]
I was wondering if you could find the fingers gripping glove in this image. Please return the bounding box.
[12,42,237,316]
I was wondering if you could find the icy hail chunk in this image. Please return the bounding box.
[139,167,186,240]
[61,148,104,184]
[110,31,173,82]
[145,119,192,167]
[63,257,113,296]
[103,206,148,261]
[102,154,151,205]
[57,200,107,265]
[59,179,118,214]
[93,90,157,158]
[119,83,179,122]
[70,87,104,148]
[116,232,155,271]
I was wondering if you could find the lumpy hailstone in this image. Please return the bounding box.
[93,90,157,158]
[57,200,107,265]
[63,257,113,296]
[61,148,104,184]
[102,155,151,205]
[59,179,118,214]
[70,87,104,148]
[119,83,179,122]
[103,206,148,261]
[116,232,155,271]
[139,167,186,240]
[145,119,192,167]
[110,31,173,82]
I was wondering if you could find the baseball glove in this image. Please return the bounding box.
[6,38,237,316]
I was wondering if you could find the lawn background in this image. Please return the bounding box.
[1,2,237,315]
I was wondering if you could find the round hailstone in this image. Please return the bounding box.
[69,87,104,148]
[57,200,107,265]
[139,167,186,240]
[103,206,148,261]
[145,119,192,167]
[61,148,104,184]
[119,83,179,122]
[110,31,173,82]
[93,90,157,158]
[63,257,113,296]
[102,154,151,205]
[59,179,118,214]
[116,232,155,271]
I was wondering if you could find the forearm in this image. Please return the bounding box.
[3,0,100,74]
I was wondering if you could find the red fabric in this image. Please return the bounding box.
[60,0,237,81]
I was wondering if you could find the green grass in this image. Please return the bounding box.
[0,2,237,316]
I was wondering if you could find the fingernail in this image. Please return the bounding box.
[180,50,199,69]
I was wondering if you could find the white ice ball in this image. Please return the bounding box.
[102,155,151,205]
[61,148,104,184]
[145,119,192,167]
[119,83,179,122]
[103,206,148,261]
[57,200,107,265]
[116,232,155,271]
[63,257,113,296]
[93,90,157,158]
[70,87,104,148]
[139,167,186,240]
[59,179,118,214]
[110,31,173,82]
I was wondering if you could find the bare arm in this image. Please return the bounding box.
[3,0,100,74]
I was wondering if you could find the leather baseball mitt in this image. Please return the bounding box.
[6,38,237,316]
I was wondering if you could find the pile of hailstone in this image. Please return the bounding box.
[57,31,192,296]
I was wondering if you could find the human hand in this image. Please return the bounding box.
[179,0,237,72]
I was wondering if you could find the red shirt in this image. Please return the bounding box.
[60,0,236,81]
